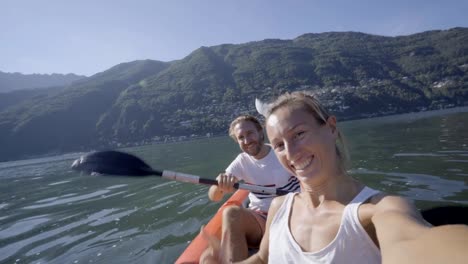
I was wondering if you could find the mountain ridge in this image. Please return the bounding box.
[0,28,466,161]
[0,71,86,93]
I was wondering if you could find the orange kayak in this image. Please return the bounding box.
[175,189,250,264]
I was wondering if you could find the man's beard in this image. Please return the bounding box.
[246,142,262,157]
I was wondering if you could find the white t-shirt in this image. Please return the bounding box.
[226,147,300,213]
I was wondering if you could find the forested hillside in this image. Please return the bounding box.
[0,28,466,161]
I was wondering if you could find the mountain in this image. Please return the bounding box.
[0,60,170,160]
[0,86,64,112]
[0,71,86,93]
[0,28,467,161]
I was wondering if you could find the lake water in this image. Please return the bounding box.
[1,107,467,263]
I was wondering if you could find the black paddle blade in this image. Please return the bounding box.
[71,150,158,176]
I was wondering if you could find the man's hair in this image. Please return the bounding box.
[228,115,263,141]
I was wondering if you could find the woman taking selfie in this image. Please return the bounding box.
[201,91,467,264]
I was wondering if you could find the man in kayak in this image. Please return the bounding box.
[205,114,300,262]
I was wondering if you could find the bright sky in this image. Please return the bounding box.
[2,0,467,76]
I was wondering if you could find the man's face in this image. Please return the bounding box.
[233,120,264,157]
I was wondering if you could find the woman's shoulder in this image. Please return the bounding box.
[357,191,425,229]
[370,192,416,213]
[359,191,419,220]
[270,193,295,212]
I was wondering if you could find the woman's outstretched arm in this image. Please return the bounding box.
[372,196,468,264]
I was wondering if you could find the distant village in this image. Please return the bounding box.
[107,76,465,149]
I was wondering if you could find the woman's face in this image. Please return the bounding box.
[266,106,338,183]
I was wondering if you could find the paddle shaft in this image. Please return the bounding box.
[71,150,290,196]
[159,169,289,195]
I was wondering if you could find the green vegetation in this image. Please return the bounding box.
[0,28,467,161]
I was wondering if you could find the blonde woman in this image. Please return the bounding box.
[201,91,467,264]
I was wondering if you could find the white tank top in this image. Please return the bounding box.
[268,187,381,264]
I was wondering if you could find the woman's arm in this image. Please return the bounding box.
[372,196,468,264]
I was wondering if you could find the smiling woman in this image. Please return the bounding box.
[202,91,468,264]
[259,91,384,263]
[263,91,468,264]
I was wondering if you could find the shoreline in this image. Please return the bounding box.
[2,105,468,164]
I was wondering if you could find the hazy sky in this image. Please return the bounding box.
[2,0,467,76]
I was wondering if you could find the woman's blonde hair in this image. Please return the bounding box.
[266,91,350,172]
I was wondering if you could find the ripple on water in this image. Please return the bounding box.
[25,232,95,257]
[149,181,173,190]
[393,152,447,157]
[106,184,128,190]
[35,193,77,203]
[154,192,181,203]
[89,208,138,227]
[177,192,208,215]
[438,150,468,154]
[41,228,144,263]
[48,180,71,186]
[445,159,468,163]
[350,168,467,203]
[0,209,110,262]
[0,214,50,239]
[100,190,128,199]
[22,190,111,209]
[47,227,145,263]
[0,152,83,170]
[145,192,182,211]
[148,200,173,211]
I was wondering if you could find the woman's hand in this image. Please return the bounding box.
[199,226,226,264]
